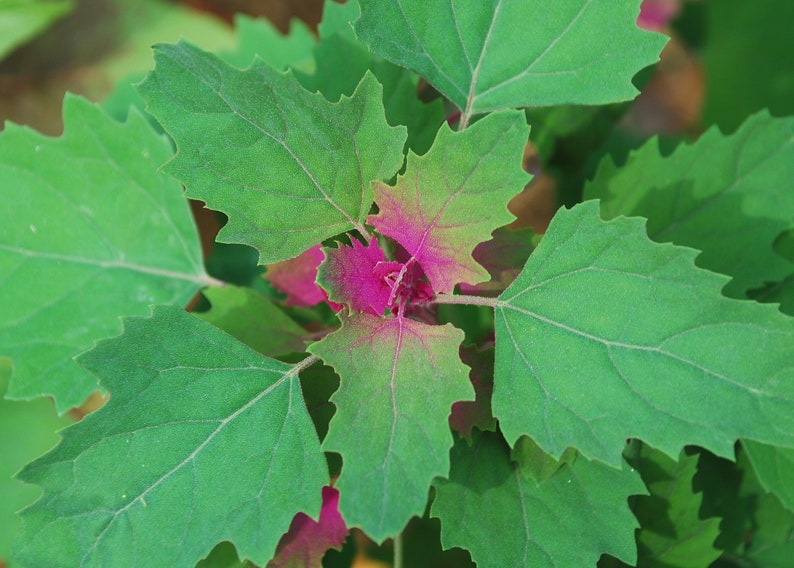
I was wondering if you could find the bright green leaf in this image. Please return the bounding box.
[743,441,794,514]
[137,41,407,264]
[12,305,327,568]
[431,430,644,568]
[0,95,208,412]
[221,14,315,72]
[354,0,667,124]
[585,111,794,297]
[369,110,531,294]
[196,285,307,357]
[493,200,794,467]
[308,313,471,542]
[0,0,71,60]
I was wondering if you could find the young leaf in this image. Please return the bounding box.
[268,486,347,568]
[307,313,472,542]
[493,200,794,467]
[743,441,794,514]
[585,112,794,297]
[431,430,645,568]
[368,110,531,294]
[196,285,307,357]
[137,41,407,264]
[265,245,328,307]
[354,0,668,124]
[0,95,208,413]
[12,305,327,568]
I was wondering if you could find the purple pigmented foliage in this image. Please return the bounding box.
[638,0,679,31]
[265,245,328,307]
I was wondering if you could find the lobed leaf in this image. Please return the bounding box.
[0,95,207,412]
[493,200,794,466]
[369,110,531,294]
[13,306,327,568]
[354,0,668,122]
[307,313,472,542]
[431,430,644,568]
[137,41,406,264]
[585,111,794,297]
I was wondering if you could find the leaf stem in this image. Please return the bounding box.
[433,293,499,308]
[200,273,227,288]
[393,532,403,568]
[293,354,321,374]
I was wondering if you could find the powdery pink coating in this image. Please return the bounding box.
[268,486,347,568]
[265,245,327,306]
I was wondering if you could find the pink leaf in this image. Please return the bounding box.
[267,486,347,568]
[368,111,531,294]
[265,245,327,307]
[638,0,679,31]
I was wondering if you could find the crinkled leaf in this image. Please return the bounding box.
[268,486,347,568]
[265,245,327,307]
[585,111,794,297]
[743,441,794,514]
[12,305,327,568]
[449,344,496,440]
[369,110,531,294]
[0,95,207,412]
[307,313,471,542]
[196,285,307,357]
[296,0,445,155]
[431,430,644,568]
[354,0,668,120]
[138,41,406,264]
[626,444,722,567]
[493,200,794,467]
[0,0,72,60]
[221,14,315,71]
[318,239,396,316]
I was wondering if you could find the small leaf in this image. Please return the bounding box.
[355,0,668,121]
[585,111,794,297]
[265,245,328,307]
[431,430,644,568]
[511,435,576,486]
[743,441,794,514]
[12,306,327,568]
[138,41,406,264]
[196,285,307,357]
[308,313,472,542]
[221,14,315,71]
[0,95,207,412]
[268,486,347,568]
[368,110,531,294]
[493,200,794,466]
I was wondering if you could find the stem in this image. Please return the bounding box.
[458,109,472,131]
[200,273,227,288]
[355,222,373,243]
[292,353,321,374]
[433,293,499,308]
[393,532,403,568]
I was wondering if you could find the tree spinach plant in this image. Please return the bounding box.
[3,1,794,567]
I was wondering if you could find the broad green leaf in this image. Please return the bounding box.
[743,441,794,514]
[431,430,644,568]
[354,0,668,123]
[138,41,407,264]
[0,0,71,60]
[297,0,445,154]
[307,313,471,542]
[0,95,208,412]
[493,200,794,467]
[702,0,794,133]
[626,444,722,567]
[585,112,794,297]
[369,110,531,294]
[221,14,315,72]
[196,285,307,357]
[13,305,327,568]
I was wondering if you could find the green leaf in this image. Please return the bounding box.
[137,41,407,264]
[493,200,794,467]
[354,0,668,123]
[196,285,307,357]
[0,0,72,60]
[511,435,576,486]
[307,313,472,542]
[13,305,327,568]
[221,14,315,72]
[626,444,722,567]
[0,95,207,412]
[431,430,644,568]
[702,0,794,133]
[297,0,445,154]
[743,441,794,514]
[369,110,531,294]
[585,112,794,297]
